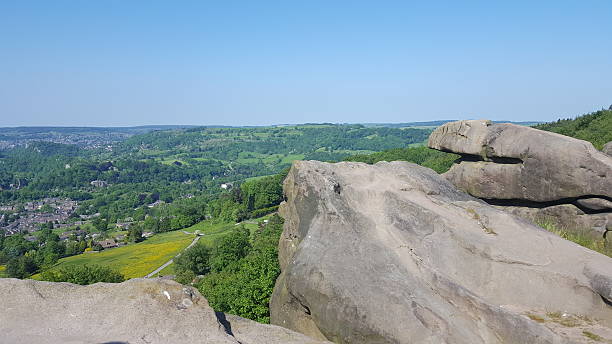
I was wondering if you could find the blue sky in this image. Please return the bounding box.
[1,1,611,126]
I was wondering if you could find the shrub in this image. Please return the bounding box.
[174,243,212,276]
[197,214,284,323]
[40,264,124,285]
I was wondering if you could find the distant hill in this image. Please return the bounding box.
[362,120,541,128]
[344,146,458,174]
[534,108,612,150]
[361,120,457,128]
[0,119,544,151]
[0,125,199,149]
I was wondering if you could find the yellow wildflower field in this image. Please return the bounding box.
[36,231,195,279]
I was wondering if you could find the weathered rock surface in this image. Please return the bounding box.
[495,203,612,235]
[427,120,612,232]
[271,160,612,343]
[427,120,612,203]
[604,141,612,156]
[0,278,329,344]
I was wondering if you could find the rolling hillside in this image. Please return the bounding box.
[535,108,612,150]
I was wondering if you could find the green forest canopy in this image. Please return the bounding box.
[534,108,612,150]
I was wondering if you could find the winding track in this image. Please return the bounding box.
[145,235,201,278]
[145,220,256,278]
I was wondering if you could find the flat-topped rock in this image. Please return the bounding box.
[427,120,612,203]
[0,278,328,344]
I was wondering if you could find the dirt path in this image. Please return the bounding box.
[145,235,201,278]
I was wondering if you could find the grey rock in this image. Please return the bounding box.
[576,198,612,212]
[224,314,328,344]
[0,278,329,344]
[271,160,612,344]
[493,204,611,233]
[604,141,612,156]
[427,120,612,202]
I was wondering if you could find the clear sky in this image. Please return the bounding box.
[1,1,611,126]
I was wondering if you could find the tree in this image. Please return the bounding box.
[143,216,160,233]
[92,217,109,232]
[209,226,251,273]
[39,204,54,213]
[127,224,144,243]
[197,215,284,323]
[174,243,212,277]
[6,254,39,278]
[40,264,124,285]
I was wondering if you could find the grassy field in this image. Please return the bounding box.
[183,215,270,237]
[49,223,96,236]
[183,220,236,234]
[35,231,195,279]
[148,221,236,277]
[150,216,272,278]
[151,261,176,277]
[34,215,276,280]
[235,152,304,165]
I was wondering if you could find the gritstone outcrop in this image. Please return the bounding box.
[271,160,612,343]
[604,141,612,156]
[428,120,612,234]
[0,278,329,344]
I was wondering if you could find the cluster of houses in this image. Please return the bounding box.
[0,133,127,150]
[0,198,78,235]
[1,198,159,253]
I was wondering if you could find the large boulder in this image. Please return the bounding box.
[427,120,612,233]
[271,160,612,343]
[0,278,328,344]
[427,120,612,203]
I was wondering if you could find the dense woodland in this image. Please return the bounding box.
[344,146,458,173]
[534,107,612,150]
[173,215,284,323]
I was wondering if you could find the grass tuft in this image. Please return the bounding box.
[536,219,611,258]
[467,208,497,235]
[582,330,603,342]
[546,311,580,327]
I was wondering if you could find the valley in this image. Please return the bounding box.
[3,3,611,341]
[0,110,610,339]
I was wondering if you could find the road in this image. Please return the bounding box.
[145,235,201,278]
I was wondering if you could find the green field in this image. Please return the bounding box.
[148,221,235,277]
[151,261,176,277]
[150,216,271,278]
[183,220,236,235]
[184,221,247,247]
[50,223,95,236]
[184,216,270,237]
[35,231,195,279]
[35,217,272,280]
[235,152,305,165]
